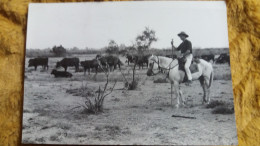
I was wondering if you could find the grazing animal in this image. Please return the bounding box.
[56,57,79,72]
[28,57,48,71]
[97,56,109,69]
[133,54,150,69]
[80,59,99,75]
[97,55,123,71]
[215,53,230,65]
[125,54,135,65]
[51,69,72,78]
[146,55,213,108]
[201,54,215,63]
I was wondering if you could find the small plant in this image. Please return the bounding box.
[125,80,138,90]
[71,65,116,114]
[78,65,117,114]
[120,62,139,90]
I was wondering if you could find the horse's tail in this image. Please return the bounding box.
[208,70,213,88]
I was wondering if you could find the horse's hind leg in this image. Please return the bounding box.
[199,76,207,104]
[205,78,211,104]
[179,89,185,105]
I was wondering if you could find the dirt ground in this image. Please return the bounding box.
[22,56,238,145]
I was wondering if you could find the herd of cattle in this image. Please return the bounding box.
[27,53,230,78]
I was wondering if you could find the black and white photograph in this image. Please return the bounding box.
[22,1,238,145]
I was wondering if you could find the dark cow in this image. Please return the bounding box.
[56,57,79,72]
[96,56,108,69]
[97,55,123,71]
[201,54,215,63]
[134,54,150,69]
[215,53,230,65]
[125,54,135,65]
[51,69,72,78]
[28,57,48,71]
[80,59,99,75]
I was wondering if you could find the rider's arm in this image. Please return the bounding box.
[171,39,181,51]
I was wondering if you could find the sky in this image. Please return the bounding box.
[26,1,229,49]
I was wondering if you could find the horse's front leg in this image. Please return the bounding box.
[170,82,173,106]
[173,81,180,108]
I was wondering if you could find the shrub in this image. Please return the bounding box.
[125,80,138,90]
[73,71,117,114]
[212,106,234,114]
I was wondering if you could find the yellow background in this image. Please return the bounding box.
[0,0,259,145]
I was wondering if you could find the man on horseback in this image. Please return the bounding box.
[171,31,193,86]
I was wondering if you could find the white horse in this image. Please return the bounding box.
[146,55,213,108]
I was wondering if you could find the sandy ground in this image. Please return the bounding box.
[22,56,238,145]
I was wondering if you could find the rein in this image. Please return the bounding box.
[149,55,179,76]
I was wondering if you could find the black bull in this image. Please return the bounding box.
[28,57,48,70]
[97,55,123,71]
[215,54,230,65]
[200,54,215,62]
[126,54,150,69]
[56,57,80,72]
[80,59,99,75]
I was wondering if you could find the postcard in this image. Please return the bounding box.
[22,1,237,145]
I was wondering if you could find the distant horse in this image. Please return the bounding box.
[146,55,213,108]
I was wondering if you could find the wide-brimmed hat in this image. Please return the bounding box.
[178,31,189,38]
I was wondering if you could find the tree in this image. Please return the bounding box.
[105,40,119,54]
[118,44,128,55]
[52,45,66,56]
[71,46,80,52]
[135,27,157,53]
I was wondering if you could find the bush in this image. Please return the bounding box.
[82,73,116,114]
[212,106,234,114]
[125,80,138,90]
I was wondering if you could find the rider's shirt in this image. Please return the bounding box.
[176,39,192,54]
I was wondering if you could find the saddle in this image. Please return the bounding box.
[177,57,200,83]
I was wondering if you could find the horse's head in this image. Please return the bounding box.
[147,54,160,76]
